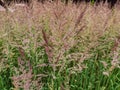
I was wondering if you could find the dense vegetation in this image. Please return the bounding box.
[1,0,120,8]
[0,1,120,90]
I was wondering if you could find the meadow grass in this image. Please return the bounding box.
[0,1,120,90]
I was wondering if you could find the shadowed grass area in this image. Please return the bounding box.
[0,1,120,90]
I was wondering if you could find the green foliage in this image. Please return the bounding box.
[0,1,120,90]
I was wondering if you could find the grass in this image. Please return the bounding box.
[0,1,120,90]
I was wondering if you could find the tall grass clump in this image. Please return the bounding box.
[0,1,120,90]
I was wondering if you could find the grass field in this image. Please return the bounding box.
[0,1,120,90]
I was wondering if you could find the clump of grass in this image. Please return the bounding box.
[0,1,120,90]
